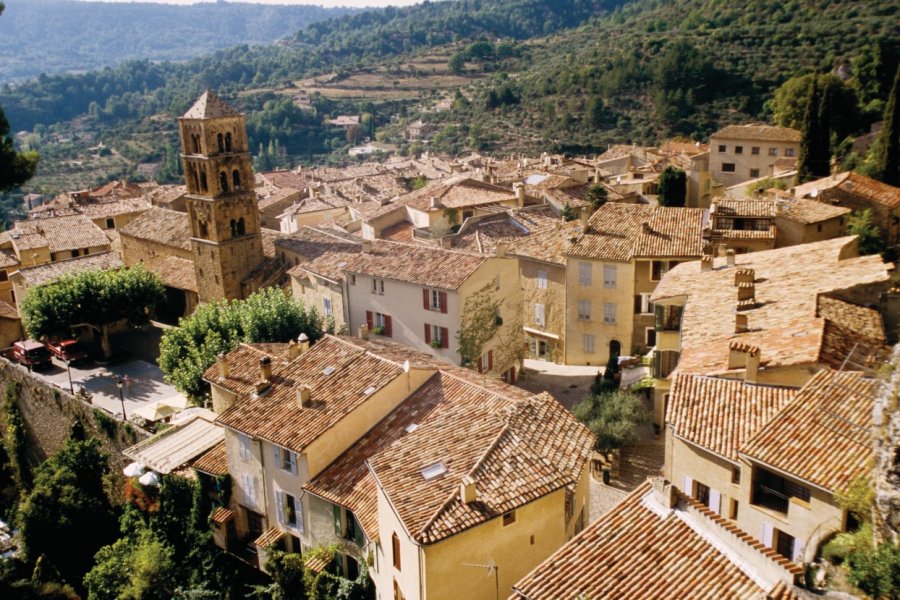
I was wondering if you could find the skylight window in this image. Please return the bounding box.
[322,366,336,375]
[405,423,419,434]
[421,462,447,481]
[363,385,377,396]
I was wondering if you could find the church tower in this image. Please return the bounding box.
[178,91,265,303]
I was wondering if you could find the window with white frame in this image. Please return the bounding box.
[536,270,548,289]
[603,264,617,288]
[276,489,301,530]
[275,446,297,474]
[374,313,386,329]
[639,293,653,315]
[784,148,795,157]
[430,289,440,310]
[534,303,545,326]
[583,334,595,353]
[322,297,333,317]
[579,261,592,286]
[240,473,257,505]
[603,303,617,324]
[430,324,443,344]
[578,299,591,321]
[238,433,252,461]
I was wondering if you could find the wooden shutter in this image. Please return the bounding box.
[273,445,281,468]
[683,475,693,497]
[487,350,494,371]
[424,324,431,344]
[439,291,448,313]
[477,356,483,373]
[392,533,401,570]
[422,288,429,310]
[762,522,774,548]
[709,489,721,514]
[384,315,392,337]
[366,311,373,330]
[440,327,449,349]
[333,504,343,537]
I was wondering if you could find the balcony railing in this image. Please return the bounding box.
[752,485,790,514]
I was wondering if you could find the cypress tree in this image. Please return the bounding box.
[872,65,899,186]
[798,75,830,182]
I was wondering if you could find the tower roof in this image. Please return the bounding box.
[182,90,240,120]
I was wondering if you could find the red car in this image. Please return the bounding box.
[46,339,90,364]
[12,340,53,370]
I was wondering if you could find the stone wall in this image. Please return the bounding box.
[873,345,900,544]
[0,358,150,487]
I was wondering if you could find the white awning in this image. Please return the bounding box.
[523,327,560,341]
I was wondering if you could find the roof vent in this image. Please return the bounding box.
[362,385,376,396]
[405,423,419,434]
[421,462,447,481]
[322,366,336,376]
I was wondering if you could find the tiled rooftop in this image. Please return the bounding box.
[511,479,802,599]
[154,255,198,292]
[191,440,228,476]
[0,249,19,269]
[566,204,705,261]
[776,196,850,224]
[343,240,488,290]
[14,251,123,287]
[741,370,877,492]
[453,205,573,265]
[792,171,900,209]
[712,198,776,218]
[712,124,801,143]
[119,207,192,250]
[667,375,796,462]
[182,90,241,120]
[12,214,111,253]
[280,226,362,283]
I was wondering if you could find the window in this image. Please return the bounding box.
[784,148,795,158]
[652,350,680,379]
[322,297,333,318]
[275,446,297,474]
[105,217,115,229]
[695,482,710,506]
[603,303,616,324]
[366,311,392,336]
[423,288,447,313]
[735,146,743,155]
[582,334,595,353]
[732,466,741,485]
[635,293,653,315]
[578,300,591,321]
[768,147,778,157]
[431,289,440,310]
[71,249,80,258]
[503,511,516,526]
[751,146,760,155]
[477,350,493,373]
[650,260,670,281]
[817,223,823,233]
[0,270,6,282]
[645,327,656,346]
[534,303,545,326]
[350,274,356,285]
[579,261,592,286]
[536,270,548,289]
[775,529,796,560]
[372,278,384,294]
[424,323,449,349]
[730,499,739,520]
[240,474,257,504]
[750,169,760,178]
[603,264,617,288]
[232,169,241,191]
[721,163,736,173]
[276,490,300,529]
[392,533,401,570]
[752,468,810,514]
[225,132,232,152]
[718,144,726,153]
[238,433,252,461]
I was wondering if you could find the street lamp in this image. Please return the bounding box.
[65,358,74,394]
[116,377,127,421]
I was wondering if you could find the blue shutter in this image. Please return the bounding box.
[289,451,297,475]
[276,490,285,525]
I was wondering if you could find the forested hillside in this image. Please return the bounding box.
[0,0,354,82]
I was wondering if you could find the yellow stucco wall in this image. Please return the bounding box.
[520,257,565,362]
[775,215,846,248]
[290,272,347,331]
[709,137,800,188]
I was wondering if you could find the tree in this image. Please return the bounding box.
[20,265,165,358]
[770,73,861,140]
[0,3,39,191]
[448,52,465,74]
[586,96,604,129]
[585,183,608,213]
[798,75,831,183]
[18,435,117,589]
[159,287,324,400]
[572,390,649,454]
[84,528,176,600]
[847,209,886,256]
[657,167,686,207]
[561,203,577,222]
[872,65,899,186]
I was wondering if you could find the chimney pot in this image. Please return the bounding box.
[461,475,477,504]
[651,476,677,509]
[217,353,229,380]
[735,313,749,333]
[287,340,300,359]
[296,385,312,409]
[580,208,590,232]
[513,182,525,208]
[642,221,652,234]
[700,255,713,272]
[297,333,310,355]
[495,243,506,258]
[259,356,273,382]
[361,240,373,254]
[726,249,736,267]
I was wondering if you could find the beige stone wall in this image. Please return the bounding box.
[775,215,846,247]
[222,427,268,538]
[290,273,347,331]
[666,434,742,524]
[709,137,800,187]
[92,211,146,232]
[520,258,565,362]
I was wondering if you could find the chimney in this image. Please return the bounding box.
[580,208,591,232]
[736,282,755,303]
[651,476,677,509]
[495,243,506,258]
[717,244,728,258]
[734,268,755,286]
[460,475,477,504]
[734,313,749,334]
[287,340,300,359]
[700,255,713,272]
[642,221,652,234]
[429,196,443,210]
[217,353,230,380]
[296,385,312,409]
[745,348,761,384]
[297,333,310,355]
[441,236,454,249]
[512,182,525,208]
[726,249,736,267]
[259,356,273,382]
[359,324,370,340]
[361,239,373,254]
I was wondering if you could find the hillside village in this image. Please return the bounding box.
[0,85,897,599]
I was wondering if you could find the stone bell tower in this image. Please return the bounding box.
[178,90,265,303]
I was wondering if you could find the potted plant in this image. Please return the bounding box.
[371,326,384,335]
[430,339,442,349]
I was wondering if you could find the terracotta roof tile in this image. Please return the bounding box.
[776,196,850,224]
[344,240,488,290]
[0,300,18,320]
[119,207,191,250]
[566,204,705,261]
[712,198,776,217]
[192,440,228,476]
[741,370,877,492]
[280,227,362,283]
[211,507,233,524]
[14,251,123,287]
[511,480,801,599]
[0,249,20,269]
[153,255,198,292]
[792,172,900,209]
[254,527,284,550]
[667,375,796,462]
[712,124,801,143]
[12,214,111,253]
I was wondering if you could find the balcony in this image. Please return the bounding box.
[652,350,680,379]
[752,484,790,514]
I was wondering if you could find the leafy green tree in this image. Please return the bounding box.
[448,52,465,74]
[586,96,604,129]
[657,167,686,207]
[20,265,165,358]
[846,542,900,599]
[770,73,861,140]
[847,209,886,256]
[84,528,176,600]
[561,203,577,222]
[798,75,830,183]
[572,390,649,454]
[18,435,117,589]
[0,4,40,192]
[872,65,899,186]
[586,183,608,213]
[159,287,324,400]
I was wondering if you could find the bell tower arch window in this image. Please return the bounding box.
[230,219,237,238]
[232,169,241,191]
[198,220,209,239]
[192,134,201,154]
[200,171,208,193]
[217,133,225,153]
[237,218,246,236]
[225,132,233,152]
[219,171,229,193]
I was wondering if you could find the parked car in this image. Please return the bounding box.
[45,339,90,364]
[12,340,53,370]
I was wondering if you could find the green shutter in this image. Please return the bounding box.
[333,503,343,537]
